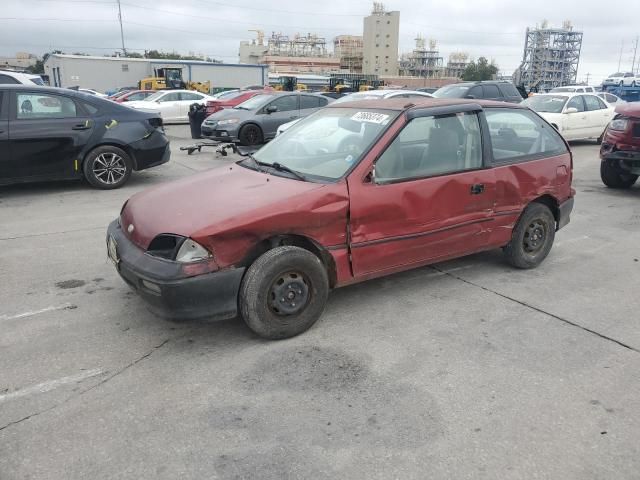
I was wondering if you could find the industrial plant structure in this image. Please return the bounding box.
[515,21,583,92]
[334,35,364,73]
[399,36,444,78]
[445,53,470,79]
[363,2,400,75]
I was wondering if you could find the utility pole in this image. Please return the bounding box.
[117,0,127,56]
[618,40,624,71]
[632,36,639,75]
[585,72,590,85]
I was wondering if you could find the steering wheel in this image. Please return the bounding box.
[338,134,364,156]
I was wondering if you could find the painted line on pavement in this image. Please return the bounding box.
[0,369,104,404]
[0,303,76,322]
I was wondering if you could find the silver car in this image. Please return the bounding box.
[201,92,332,146]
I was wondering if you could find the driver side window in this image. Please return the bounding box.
[160,92,181,102]
[268,95,298,112]
[375,112,482,182]
[566,96,584,112]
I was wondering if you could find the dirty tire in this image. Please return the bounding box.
[83,145,132,189]
[504,203,556,269]
[238,124,263,146]
[239,246,329,340]
[600,161,638,188]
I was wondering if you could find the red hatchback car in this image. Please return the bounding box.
[107,98,574,339]
[600,102,640,188]
[204,89,267,116]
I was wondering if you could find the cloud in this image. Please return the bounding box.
[1,0,638,83]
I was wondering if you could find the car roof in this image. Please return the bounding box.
[0,70,41,81]
[531,92,597,97]
[329,97,526,112]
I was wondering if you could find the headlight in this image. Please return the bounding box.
[175,239,211,263]
[609,118,628,131]
[217,118,239,125]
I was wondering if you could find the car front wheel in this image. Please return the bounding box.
[83,146,133,189]
[239,246,329,339]
[504,203,556,269]
[600,160,638,188]
[238,124,263,146]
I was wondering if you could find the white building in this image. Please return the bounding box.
[363,3,400,76]
[44,54,268,93]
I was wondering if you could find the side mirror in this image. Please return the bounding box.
[266,105,278,114]
[565,107,578,114]
[366,166,376,184]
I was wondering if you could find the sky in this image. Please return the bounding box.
[1,0,639,84]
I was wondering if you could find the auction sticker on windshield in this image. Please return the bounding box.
[351,111,390,124]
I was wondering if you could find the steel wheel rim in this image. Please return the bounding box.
[268,271,311,316]
[523,219,547,254]
[93,153,126,185]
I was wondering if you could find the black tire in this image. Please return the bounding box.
[238,124,263,146]
[83,146,132,189]
[239,246,329,339]
[600,161,638,189]
[504,203,556,269]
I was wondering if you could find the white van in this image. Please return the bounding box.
[0,70,45,86]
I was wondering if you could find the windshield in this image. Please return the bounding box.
[251,107,399,181]
[234,94,272,110]
[145,91,167,102]
[214,90,241,100]
[610,72,624,77]
[522,95,568,113]
[432,85,470,98]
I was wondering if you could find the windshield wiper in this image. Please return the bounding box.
[270,162,308,181]
[240,153,266,172]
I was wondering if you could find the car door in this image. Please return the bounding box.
[584,94,614,137]
[179,92,205,121]
[347,106,496,276]
[0,90,10,181]
[8,90,95,180]
[156,91,182,122]
[260,94,299,138]
[562,95,588,140]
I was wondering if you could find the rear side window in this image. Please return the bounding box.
[300,96,322,109]
[584,95,605,111]
[180,92,203,101]
[485,108,567,162]
[0,74,20,85]
[482,85,501,98]
[16,93,78,119]
[499,83,521,97]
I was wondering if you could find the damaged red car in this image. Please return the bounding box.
[600,102,640,188]
[107,98,575,339]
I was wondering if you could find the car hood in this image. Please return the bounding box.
[121,164,327,251]
[204,107,256,122]
[615,103,640,118]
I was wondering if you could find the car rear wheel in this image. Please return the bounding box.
[238,124,263,146]
[83,146,132,189]
[600,160,638,188]
[504,203,556,269]
[239,246,329,339]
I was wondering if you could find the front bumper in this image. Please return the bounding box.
[557,196,574,231]
[201,124,239,142]
[106,220,244,320]
[600,144,640,162]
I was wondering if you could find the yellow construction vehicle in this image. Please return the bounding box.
[139,67,211,93]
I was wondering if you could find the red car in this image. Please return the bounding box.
[112,90,155,103]
[205,89,268,116]
[107,98,574,339]
[600,102,640,188]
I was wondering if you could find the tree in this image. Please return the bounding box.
[26,58,44,74]
[461,57,499,81]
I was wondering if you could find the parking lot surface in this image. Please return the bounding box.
[1,125,639,479]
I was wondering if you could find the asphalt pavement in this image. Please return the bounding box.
[1,125,639,479]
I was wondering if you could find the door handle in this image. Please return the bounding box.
[72,120,92,130]
[470,183,485,195]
